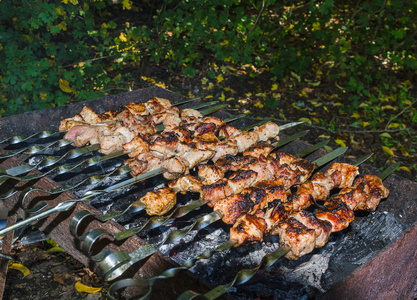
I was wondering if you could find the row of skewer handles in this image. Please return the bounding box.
[0,97,398,299]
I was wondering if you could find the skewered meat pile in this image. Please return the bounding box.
[60,97,210,154]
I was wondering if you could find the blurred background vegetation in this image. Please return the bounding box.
[0,0,416,178]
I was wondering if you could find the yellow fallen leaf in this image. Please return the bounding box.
[75,282,102,294]
[47,246,66,253]
[381,105,397,111]
[361,121,370,127]
[332,102,343,107]
[271,83,278,91]
[335,139,346,147]
[399,147,410,156]
[218,92,225,101]
[351,113,360,119]
[245,92,252,97]
[318,134,331,139]
[59,79,73,93]
[399,166,411,173]
[382,146,395,156]
[216,74,224,83]
[9,263,30,278]
[298,117,311,125]
[312,117,320,123]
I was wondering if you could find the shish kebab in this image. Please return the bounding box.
[0,117,301,237]
[177,163,396,300]
[0,103,231,202]
[73,134,320,258]
[0,96,201,145]
[107,159,394,300]
[68,127,308,250]
[17,111,252,213]
[0,97,205,161]
[94,147,347,281]
[0,99,222,180]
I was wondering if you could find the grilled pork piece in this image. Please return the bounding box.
[210,140,239,162]
[141,187,177,216]
[263,199,293,232]
[144,97,172,115]
[123,136,150,158]
[242,141,275,159]
[218,125,242,140]
[272,218,316,260]
[214,194,254,224]
[325,163,360,188]
[168,175,202,194]
[198,165,225,185]
[59,114,87,132]
[230,214,266,247]
[126,151,164,177]
[125,102,148,116]
[335,175,390,211]
[162,149,215,179]
[291,210,332,248]
[316,199,355,232]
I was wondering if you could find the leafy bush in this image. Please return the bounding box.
[1,0,416,119]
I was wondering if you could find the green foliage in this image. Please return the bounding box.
[1,0,417,123]
[0,0,141,117]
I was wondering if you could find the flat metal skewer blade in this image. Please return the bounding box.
[313,147,348,167]
[378,162,400,180]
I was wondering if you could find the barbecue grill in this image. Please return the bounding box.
[0,86,416,300]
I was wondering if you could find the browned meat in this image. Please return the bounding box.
[123,136,150,158]
[162,156,189,174]
[353,175,389,211]
[194,122,217,136]
[240,155,279,184]
[149,132,180,159]
[198,165,225,185]
[232,131,259,152]
[214,194,254,224]
[193,132,219,149]
[171,126,193,144]
[181,108,203,119]
[163,113,182,131]
[272,218,316,260]
[230,214,266,247]
[269,152,296,166]
[59,114,86,132]
[201,116,225,129]
[145,97,172,115]
[180,148,215,168]
[291,210,332,248]
[227,170,258,194]
[127,151,164,176]
[290,158,317,183]
[263,199,293,232]
[211,140,239,162]
[168,175,202,194]
[116,109,138,128]
[325,163,359,188]
[215,155,257,173]
[141,187,177,216]
[242,141,275,158]
[151,107,180,125]
[316,199,355,232]
[272,165,301,190]
[253,183,289,205]
[125,102,148,116]
[218,125,241,140]
[254,121,280,141]
[202,179,234,207]
[335,175,389,211]
[64,125,99,147]
[79,106,104,124]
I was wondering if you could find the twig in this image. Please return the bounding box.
[247,0,266,36]
[385,99,417,130]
